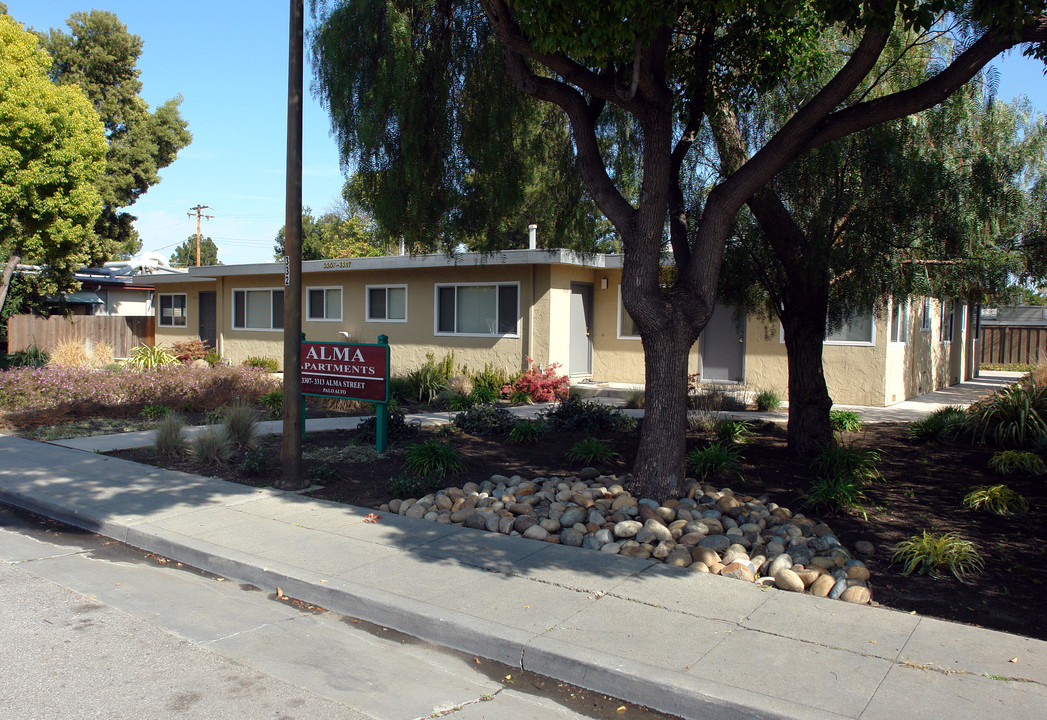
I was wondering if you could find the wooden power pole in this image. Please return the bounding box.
[186,205,213,267]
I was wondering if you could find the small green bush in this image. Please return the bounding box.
[470,386,499,404]
[222,400,258,451]
[125,345,178,370]
[566,437,619,465]
[908,406,966,443]
[356,407,415,442]
[192,427,234,465]
[242,356,279,373]
[892,531,985,580]
[624,390,645,409]
[153,414,186,458]
[389,473,443,498]
[962,484,1030,515]
[508,390,533,404]
[960,384,1047,449]
[539,396,636,433]
[471,362,509,392]
[714,418,751,444]
[260,390,283,417]
[141,404,171,420]
[239,445,268,475]
[754,389,782,412]
[829,410,863,433]
[810,442,883,483]
[388,376,414,402]
[988,450,1046,476]
[406,353,452,404]
[403,440,465,478]
[805,474,868,518]
[507,419,548,445]
[687,443,741,480]
[4,345,48,368]
[453,404,517,436]
[203,351,222,367]
[447,392,475,411]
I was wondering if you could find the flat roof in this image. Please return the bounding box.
[132,249,625,285]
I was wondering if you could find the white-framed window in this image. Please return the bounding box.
[307,286,342,321]
[940,299,954,343]
[617,286,640,339]
[233,288,284,330]
[434,282,519,336]
[158,293,187,327]
[825,308,875,345]
[890,298,910,343]
[921,297,932,331]
[366,285,407,322]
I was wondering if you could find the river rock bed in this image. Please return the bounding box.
[379,469,875,604]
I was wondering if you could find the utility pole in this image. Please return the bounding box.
[277,0,305,490]
[186,205,213,267]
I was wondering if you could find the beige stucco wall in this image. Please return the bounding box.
[153,283,215,350]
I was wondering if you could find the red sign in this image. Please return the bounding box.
[301,341,389,402]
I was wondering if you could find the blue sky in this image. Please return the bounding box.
[7,2,1047,266]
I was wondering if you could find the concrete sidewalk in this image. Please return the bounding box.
[1,373,1044,720]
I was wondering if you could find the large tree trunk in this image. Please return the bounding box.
[631,326,696,500]
[0,253,22,319]
[781,305,834,455]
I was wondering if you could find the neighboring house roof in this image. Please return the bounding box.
[130,249,626,285]
[980,305,1047,327]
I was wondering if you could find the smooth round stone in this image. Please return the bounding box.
[463,512,489,530]
[677,533,706,546]
[774,568,805,592]
[854,540,876,555]
[449,508,475,523]
[620,544,651,559]
[720,562,755,582]
[579,467,600,480]
[755,576,776,587]
[560,528,584,547]
[841,586,872,604]
[831,548,851,566]
[434,495,453,511]
[559,508,586,527]
[722,550,750,566]
[652,540,675,559]
[828,578,848,600]
[423,511,438,521]
[698,535,731,552]
[790,548,814,566]
[388,499,403,514]
[406,503,429,519]
[691,561,710,573]
[540,518,562,533]
[587,510,607,526]
[665,546,693,567]
[581,535,603,551]
[523,525,549,541]
[739,523,762,534]
[683,521,709,536]
[513,515,538,533]
[594,528,614,545]
[600,541,622,554]
[498,516,516,534]
[810,574,836,598]
[643,519,673,543]
[655,506,676,522]
[810,556,836,569]
[611,495,637,511]
[692,546,720,566]
[845,565,871,581]
[638,498,660,510]
[794,567,823,587]
[766,553,794,577]
[614,520,643,539]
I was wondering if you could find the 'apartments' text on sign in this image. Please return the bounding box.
[301,341,389,402]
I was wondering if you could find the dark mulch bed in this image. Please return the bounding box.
[104,418,1047,642]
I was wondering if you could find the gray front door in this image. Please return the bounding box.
[569,283,593,376]
[198,291,217,351]
[699,304,745,382]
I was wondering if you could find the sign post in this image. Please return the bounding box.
[300,335,391,451]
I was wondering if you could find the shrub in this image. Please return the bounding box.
[566,437,619,465]
[356,407,415,442]
[988,450,1046,476]
[452,404,517,436]
[192,427,234,465]
[471,362,509,393]
[960,384,1047,449]
[470,386,499,404]
[90,342,114,368]
[388,376,413,401]
[829,410,863,433]
[508,360,569,403]
[171,338,211,363]
[714,418,751,444]
[447,392,475,411]
[141,404,171,420]
[624,390,645,409]
[805,474,868,518]
[260,390,283,417]
[810,442,883,483]
[403,440,465,478]
[963,484,1030,515]
[48,341,90,368]
[755,389,782,412]
[507,419,548,445]
[687,443,741,480]
[242,356,279,373]
[126,345,178,370]
[508,390,533,404]
[4,345,48,368]
[539,395,636,433]
[239,445,268,475]
[892,531,985,580]
[203,351,222,367]
[687,411,718,433]
[222,400,258,451]
[446,373,473,396]
[406,353,451,404]
[153,414,186,458]
[389,472,443,498]
[908,406,966,443]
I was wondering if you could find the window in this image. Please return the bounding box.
[617,286,640,339]
[233,289,284,330]
[940,300,954,343]
[825,308,874,345]
[890,298,910,343]
[921,297,932,331]
[159,293,187,327]
[366,285,407,322]
[435,283,518,336]
[307,287,342,321]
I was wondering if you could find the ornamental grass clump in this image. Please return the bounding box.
[754,389,782,412]
[962,484,1030,515]
[192,427,234,465]
[566,437,619,465]
[153,414,187,459]
[959,383,1047,449]
[507,419,548,445]
[892,531,985,581]
[48,341,91,368]
[687,443,741,481]
[714,418,751,444]
[403,440,465,479]
[222,400,258,451]
[125,345,178,369]
[907,406,966,443]
[987,450,1046,476]
[829,409,863,433]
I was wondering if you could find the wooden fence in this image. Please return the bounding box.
[980,326,1047,366]
[6,315,155,358]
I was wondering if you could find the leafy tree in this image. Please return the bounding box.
[0,13,106,315]
[317,1,1047,497]
[37,10,191,260]
[274,202,391,261]
[170,235,221,267]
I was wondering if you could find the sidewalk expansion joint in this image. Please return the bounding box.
[895,659,1042,686]
[202,616,298,646]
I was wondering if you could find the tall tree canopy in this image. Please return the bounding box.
[170,235,221,267]
[314,0,1047,496]
[0,12,107,311]
[274,200,392,261]
[37,10,191,261]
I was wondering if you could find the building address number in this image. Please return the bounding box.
[322,261,352,269]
